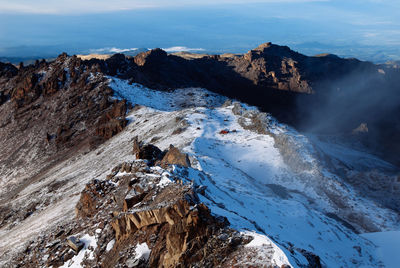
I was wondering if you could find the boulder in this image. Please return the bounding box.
[132,138,163,164]
[66,236,84,252]
[160,145,190,167]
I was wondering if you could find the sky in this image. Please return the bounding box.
[0,0,399,62]
[0,0,333,14]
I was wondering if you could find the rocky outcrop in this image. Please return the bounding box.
[13,159,285,268]
[0,62,18,78]
[0,53,128,208]
[132,137,164,164]
[134,48,168,67]
[114,42,378,98]
[160,145,190,167]
[111,182,229,267]
[226,42,312,93]
[132,139,190,168]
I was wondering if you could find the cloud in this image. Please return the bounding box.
[88,46,206,54]
[0,1,154,14]
[364,32,378,38]
[162,46,205,53]
[89,47,139,54]
[0,0,329,14]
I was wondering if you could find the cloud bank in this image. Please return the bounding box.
[162,47,205,53]
[89,47,139,54]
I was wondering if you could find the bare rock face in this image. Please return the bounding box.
[228,42,312,93]
[0,54,129,230]
[132,139,190,168]
[111,184,227,267]
[160,144,190,167]
[75,179,115,218]
[134,48,168,67]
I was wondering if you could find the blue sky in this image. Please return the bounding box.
[0,0,399,61]
[0,1,334,14]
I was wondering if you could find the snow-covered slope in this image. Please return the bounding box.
[361,231,400,268]
[109,78,399,267]
[1,76,399,267]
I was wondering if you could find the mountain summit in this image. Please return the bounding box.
[0,43,399,267]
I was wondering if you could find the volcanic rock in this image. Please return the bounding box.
[0,62,18,78]
[0,54,129,226]
[160,144,190,167]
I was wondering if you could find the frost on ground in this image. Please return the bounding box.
[0,77,398,267]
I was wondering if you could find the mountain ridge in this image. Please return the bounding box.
[0,42,399,267]
[2,42,398,165]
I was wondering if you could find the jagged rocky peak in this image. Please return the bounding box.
[247,42,304,59]
[313,53,340,59]
[0,62,18,78]
[134,48,168,66]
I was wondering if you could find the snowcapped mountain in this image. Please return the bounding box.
[0,44,399,267]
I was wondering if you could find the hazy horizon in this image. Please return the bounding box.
[1,1,399,62]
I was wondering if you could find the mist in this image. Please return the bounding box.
[297,63,400,166]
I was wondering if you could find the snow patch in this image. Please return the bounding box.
[109,77,226,112]
[60,234,97,268]
[106,239,115,252]
[243,231,292,267]
[134,242,151,261]
[157,174,172,188]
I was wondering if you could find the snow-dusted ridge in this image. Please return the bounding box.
[0,76,398,267]
[108,77,227,112]
[109,77,399,267]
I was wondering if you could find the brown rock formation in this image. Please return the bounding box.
[112,185,227,267]
[134,48,168,67]
[0,53,128,208]
[160,144,190,167]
